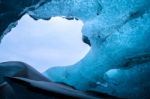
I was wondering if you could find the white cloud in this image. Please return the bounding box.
[0,14,90,72]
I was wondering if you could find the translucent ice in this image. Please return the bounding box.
[1,0,150,98]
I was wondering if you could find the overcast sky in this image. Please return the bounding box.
[0,15,90,72]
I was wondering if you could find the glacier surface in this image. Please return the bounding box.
[1,0,150,98]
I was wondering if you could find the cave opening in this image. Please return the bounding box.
[0,14,90,72]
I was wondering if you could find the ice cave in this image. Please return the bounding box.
[0,0,150,99]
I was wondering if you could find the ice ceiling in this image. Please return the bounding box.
[0,0,150,98]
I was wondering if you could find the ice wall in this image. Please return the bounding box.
[0,0,47,41]
[1,0,150,98]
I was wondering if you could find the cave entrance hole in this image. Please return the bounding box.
[0,14,90,72]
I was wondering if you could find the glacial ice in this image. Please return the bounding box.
[1,0,150,98]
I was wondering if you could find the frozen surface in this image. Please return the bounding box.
[0,0,150,98]
[32,0,150,98]
[0,62,115,99]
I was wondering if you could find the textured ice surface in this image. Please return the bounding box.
[36,0,150,98]
[1,0,150,98]
[0,0,47,41]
